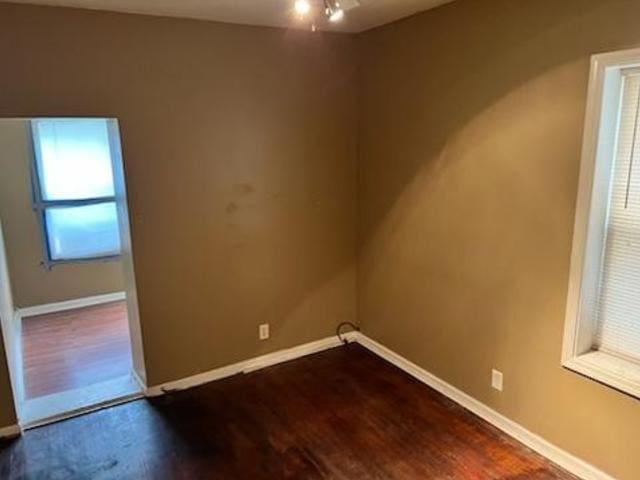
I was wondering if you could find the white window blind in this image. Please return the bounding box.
[594,70,640,362]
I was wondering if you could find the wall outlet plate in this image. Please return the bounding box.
[259,324,270,340]
[491,369,503,391]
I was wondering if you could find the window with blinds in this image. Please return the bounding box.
[563,48,640,399]
[594,70,640,364]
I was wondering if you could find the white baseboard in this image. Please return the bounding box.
[355,333,615,480]
[0,423,20,439]
[16,291,126,319]
[241,333,356,373]
[145,332,358,397]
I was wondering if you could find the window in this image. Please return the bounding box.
[563,48,640,398]
[31,118,121,267]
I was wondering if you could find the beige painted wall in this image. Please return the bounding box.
[358,1,640,479]
[0,120,125,308]
[0,1,357,422]
[0,2,636,477]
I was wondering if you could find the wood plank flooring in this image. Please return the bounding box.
[1,344,575,479]
[22,300,133,399]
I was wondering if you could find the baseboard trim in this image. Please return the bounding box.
[145,333,358,397]
[355,333,615,480]
[16,292,126,319]
[0,424,21,439]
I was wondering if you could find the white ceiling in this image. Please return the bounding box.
[4,0,454,33]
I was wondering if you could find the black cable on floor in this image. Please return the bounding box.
[336,321,360,345]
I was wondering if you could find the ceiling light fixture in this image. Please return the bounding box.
[329,8,344,22]
[294,0,311,15]
[325,0,344,22]
[294,0,350,28]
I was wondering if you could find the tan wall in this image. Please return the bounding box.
[1,3,635,478]
[0,1,357,418]
[358,1,640,479]
[0,120,125,308]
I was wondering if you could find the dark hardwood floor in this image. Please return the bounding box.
[22,300,133,399]
[1,344,576,479]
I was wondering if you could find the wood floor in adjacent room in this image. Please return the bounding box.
[0,344,576,479]
[21,300,133,399]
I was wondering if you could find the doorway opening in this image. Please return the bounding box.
[0,118,146,428]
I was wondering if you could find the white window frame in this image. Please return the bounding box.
[563,47,640,399]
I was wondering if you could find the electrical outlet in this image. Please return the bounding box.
[259,324,270,340]
[491,369,503,391]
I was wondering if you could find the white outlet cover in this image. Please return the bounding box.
[491,369,503,391]
[259,324,270,340]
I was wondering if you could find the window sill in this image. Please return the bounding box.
[43,254,122,270]
[564,350,640,399]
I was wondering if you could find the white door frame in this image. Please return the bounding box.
[0,218,23,422]
[0,117,148,428]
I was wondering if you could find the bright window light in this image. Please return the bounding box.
[35,119,115,201]
[31,118,122,264]
[45,203,121,260]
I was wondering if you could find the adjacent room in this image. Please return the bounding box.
[0,0,637,479]
[0,118,144,426]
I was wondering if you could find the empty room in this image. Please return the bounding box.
[0,0,637,479]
